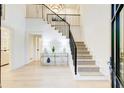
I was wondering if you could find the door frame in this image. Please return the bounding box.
[29,34,42,61]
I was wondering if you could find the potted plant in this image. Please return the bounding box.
[52,46,55,53]
[52,46,56,65]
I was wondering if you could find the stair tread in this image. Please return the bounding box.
[78,62,95,65]
[77,48,88,50]
[77,47,87,49]
[77,61,95,63]
[76,45,85,46]
[77,53,91,55]
[78,67,99,72]
[77,56,92,59]
[78,65,98,67]
[78,66,99,69]
[77,54,92,56]
[78,60,95,62]
[78,72,103,76]
[76,42,85,43]
[77,59,94,61]
[77,61,95,62]
[77,50,88,52]
[77,55,92,57]
[76,43,86,47]
[77,51,89,52]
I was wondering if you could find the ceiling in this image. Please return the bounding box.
[64,4,80,10]
[46,4,80,13]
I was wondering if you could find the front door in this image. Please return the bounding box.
[111,4,124,88]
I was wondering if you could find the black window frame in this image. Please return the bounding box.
[111,4,124,88]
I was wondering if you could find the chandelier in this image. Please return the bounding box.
[47,4,64,13]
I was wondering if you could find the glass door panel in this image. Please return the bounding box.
[120,8,124,83]
[114,20,116,71]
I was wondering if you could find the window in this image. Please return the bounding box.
[120,8,124,83]
[111,4,124,88]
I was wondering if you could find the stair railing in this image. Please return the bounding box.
[41,4,77,74]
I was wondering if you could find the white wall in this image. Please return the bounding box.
[26,18,74,71]
[26,18,70,59]
[70,26,82,41]
[1,4,75,71]
[26,4,82,42]
[80,4,111,78]
[58,8,79,14]
[1,4,27,70]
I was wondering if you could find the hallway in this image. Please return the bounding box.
[1,61,111,88]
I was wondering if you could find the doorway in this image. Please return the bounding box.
[29,34,42,62]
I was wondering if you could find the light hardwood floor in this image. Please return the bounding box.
[1,61,111,88]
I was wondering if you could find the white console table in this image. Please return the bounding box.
[40,53,68,65]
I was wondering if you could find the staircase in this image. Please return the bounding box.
[35,4,106,80]
[76,42,106,80]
